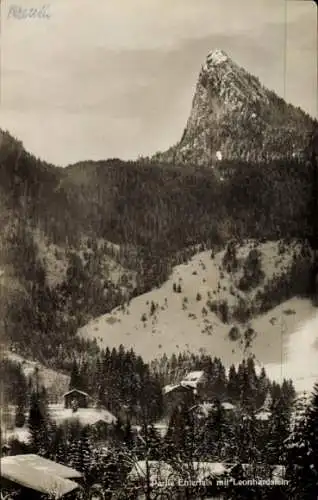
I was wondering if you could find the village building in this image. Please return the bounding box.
[162,369,228,415]
[0,454,83,499]
[180,370,206,392]
[63,389,89,409]
[190,401,236,420]
[49,389,117,428]
[162,383,195,416]
[2,388,117,452]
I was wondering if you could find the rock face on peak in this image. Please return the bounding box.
[154,50,314,166]
[205,49,229,66]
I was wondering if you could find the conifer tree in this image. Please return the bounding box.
[79,426,93,475]
[203,399,229,460]
[112,417,124,443]
[14,404,25,428]
[238,358,257,413]
[256,366,269,408]
[213,363,227,397]
[286,384,318,498]
[69,359,82,390]
[227,364,239,402]
[123,420,134,450]
[63,419,82,467]
[137,423,162,461]
[28,389,50,455]
[281,378,296,411]
[235,406,260,464]
[165,405,188,457]
[68,438,82,472]
[265,395,290,465]
[49,425,66,463]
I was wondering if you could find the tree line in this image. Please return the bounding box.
[3,354,318,499]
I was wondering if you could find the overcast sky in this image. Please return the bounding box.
[1,0,317,166]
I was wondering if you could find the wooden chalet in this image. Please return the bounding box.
[63,389,89,409]
[162,384,195,415]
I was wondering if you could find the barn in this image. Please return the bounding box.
[63,389,89,409]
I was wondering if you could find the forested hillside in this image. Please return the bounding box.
[0,127,316,373]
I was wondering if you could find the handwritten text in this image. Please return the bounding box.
[7,5,51,19]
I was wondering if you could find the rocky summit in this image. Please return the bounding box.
[153,49,314,166]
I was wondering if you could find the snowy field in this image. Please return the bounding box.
[264,309,318,393]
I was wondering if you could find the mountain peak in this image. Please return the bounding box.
[153,51,313,166]
[205,49,229,67]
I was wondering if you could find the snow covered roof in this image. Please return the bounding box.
[49,405,117,426]
[180,371,205,388]
[3,454,82,479]
[62,389,89,398]
[1,454,81,498]
[163,383,192,395]
[183,371,205,381]
[221,402,236,411]
[163,384,179,395]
